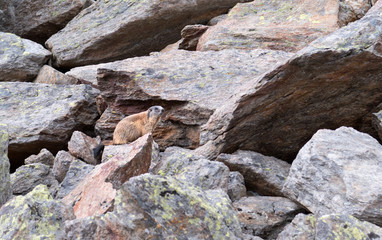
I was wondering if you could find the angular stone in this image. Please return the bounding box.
[0,32,51,82]
[65,174,244,239]
[0,0,92,44]
[0,82,99,165]
[46,0,251,68]
[235,196,305,239]
[52,150,78,183]
[34,65,79,85]
[276,214,316,240]
[217,150,290,196]
[153,147,230,191]
[228,171,246,202]
[11,163,58,196]
[338,0,374,26]
[62,134,152,218]
[0,124,11,207]
[68,131,100,165]
[179,24,209,51]
[149,140,161,172]
[24,148,54,167]
[56,159,94,199]
[197,11,382,161]
[0,185,70,239]
[372,105,382,141]
[282,127,382,227]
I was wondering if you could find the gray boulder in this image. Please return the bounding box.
[24,148,54,167]
[0,125,11,207]
[68,131,100,165]
[228,171,247,202]
[282,127,382,227]
[52,150,78,183]
[276,214,316,240]
[0,32,51,82]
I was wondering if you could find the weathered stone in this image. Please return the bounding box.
[217,150,290,196]
[0,185,70,240]
[52,150,77,183]
[339,0,375,26]
[208,14,228,26]
[0,32,51,82]
[0,124,11,207]
[46,0,251,68]
[0,0,93,44]
[0,82,99,165]
[24,148,54,166]
[282,127,382,227]
[67,49,293,149]
[62,134,152,218]
[179,24,209,51]
[372,105,382,142]
[149,140,161,172]
[197,11,382,161]
[56,159,94,199]
[235,196,305,239]
[34,65,79,84]
[153,147,230,191]
[228,171,246,202]
[11,163,58,196]
[68,131,100,165]
[65,174,244,239]
[276,214,316,240]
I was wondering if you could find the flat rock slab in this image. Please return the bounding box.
[34,65,79,85]
[62,134,152,218]
[0,125,11,207]
[0,32,51,82]
[197,11,382,161]
[46,0,251,68]
[0,82,99,164]
[282,127,382,227]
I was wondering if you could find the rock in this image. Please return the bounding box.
[46,0,251,68]
[0,185,70,239]
[339,0,374,27]
[65,174,244,239]
[0,0,93,44]
[228,171,247,202]
[153,147,230,191]
[24,148,54,166]
[179,24,209,51]
[0,124,11,207]
[276,214,316,240]
[149,140,161,172]
[34,65,79,84]
[208,14,228,26]
[217,150,290,197]
[62,134,152,218]
[52,150,78,183]
[56,159,94,199]
[68,131,100,165]
[67,49,293,149]
[282,127,382,227]
[11,163,59,196]
[372,106,382,141]
[0,32,51,82]
[0,82,99,165]
[197,11,382,161]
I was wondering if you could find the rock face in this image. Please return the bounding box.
[52,150,78,183]
[0,82,99,164]
[68,131,100,165]
[62,134,152,218]
[0,185,70,239]
[67,49,293,149]
[282,127,382,227]
[0,125,11,207]
[217,150,290,196]
[24,148,54,166]
[0,0,92,44]
[45,0,251,68]
[235,196,305,239]
[65,174,244,239]
[197,10,382,161]
[0,32,51,82]
[276,214,316,240]
[34,65,79,85]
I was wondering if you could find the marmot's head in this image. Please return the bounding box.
[148,106,164,121]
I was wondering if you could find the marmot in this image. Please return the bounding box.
[93,106,164,158]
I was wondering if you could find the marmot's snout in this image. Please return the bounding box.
[149,106,165,117]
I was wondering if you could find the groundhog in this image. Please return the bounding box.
[93,105,164,158]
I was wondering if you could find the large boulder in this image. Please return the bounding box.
[197,9,382,161]
[0,32,51,82]
[0,125,11,207]
[52,150,78,183]
[0,185,71,239]
[0,82,99,165]
[62,134,152,218]
[67,131,100,165]
[65,174,244,239]
[0,0,92,44]
[45,0,251,68]
[24,148,54,166]
[67,49,293,149]
[282,127,382,227]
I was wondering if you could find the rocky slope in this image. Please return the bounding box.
[0,0,382,239]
